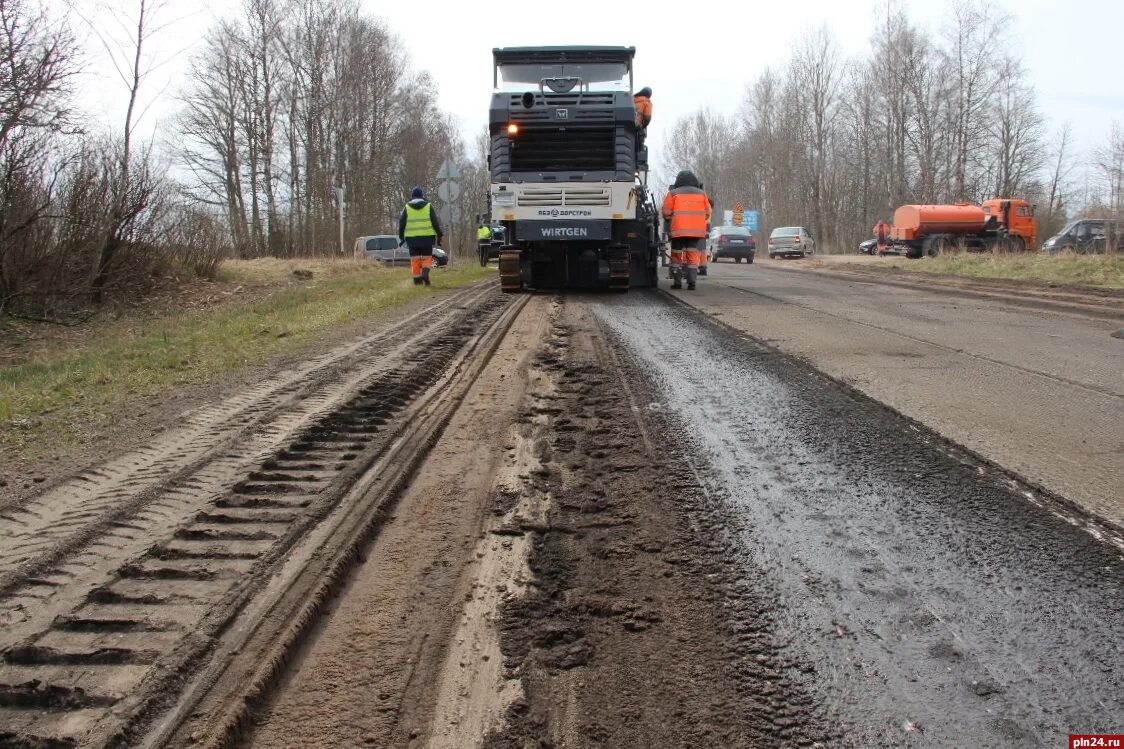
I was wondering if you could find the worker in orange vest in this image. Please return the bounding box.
[660,170,711,290]
[873,219,890,253]
[633,87,652,129]
[634,87,652,151]
[398,186,444,286]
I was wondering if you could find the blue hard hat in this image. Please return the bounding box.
[410,186,424,199]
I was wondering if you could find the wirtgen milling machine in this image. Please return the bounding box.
[488,46,660,292]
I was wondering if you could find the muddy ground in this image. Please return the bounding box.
[244,295,828,748]
[3,280,1121,748]
[242,291,1123,749]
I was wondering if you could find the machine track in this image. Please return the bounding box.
[607,245,631,291]
[0,284,525,748]
[498,250,522,293]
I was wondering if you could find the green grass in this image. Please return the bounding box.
[0,261,491,459]
[883,252,1124,290]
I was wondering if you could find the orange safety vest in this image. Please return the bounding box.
[634,95,652,127]
[661,187,711,239]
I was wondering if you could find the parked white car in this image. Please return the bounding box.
[768,227,815,258]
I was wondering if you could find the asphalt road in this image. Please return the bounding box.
[594,289,1124,747]
[677,258,1124,528]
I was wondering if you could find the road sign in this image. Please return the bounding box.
[733,201,744,226]
[744,210,759,232]
[437,181,461,203]
[438,205,462,227]
[723,210,734,225]
[436,160,461,181]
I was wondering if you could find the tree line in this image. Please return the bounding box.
[662,0,1124,251]
[179,0,475,259]
[0,0,476,319]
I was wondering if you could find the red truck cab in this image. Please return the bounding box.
[981,198,1036,251]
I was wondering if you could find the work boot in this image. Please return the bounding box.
[412,277,422,286]
[687,283,696,290]
[671,280,682,290]
[422,267,431,286]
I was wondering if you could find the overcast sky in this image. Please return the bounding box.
[72,0,1124,180]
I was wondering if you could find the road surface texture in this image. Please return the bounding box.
[2,280,1122,748]
[680,259,1124,528]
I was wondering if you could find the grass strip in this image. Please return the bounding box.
[883,252,1124,290]
[0,261,491,459]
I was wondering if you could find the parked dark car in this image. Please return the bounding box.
[707,226,757,263]
[1041,219,1122,254]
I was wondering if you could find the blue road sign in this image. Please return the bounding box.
[744,211,759,232]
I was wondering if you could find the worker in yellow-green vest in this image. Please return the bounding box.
[398,186,444,286]
[477,222,493,267]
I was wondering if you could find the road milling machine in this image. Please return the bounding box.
[488,46,660,292]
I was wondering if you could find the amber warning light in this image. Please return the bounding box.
[506,123,519,136]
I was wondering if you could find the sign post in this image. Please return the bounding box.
[436,160,461,250]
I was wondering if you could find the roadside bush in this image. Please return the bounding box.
[162,204,231,280]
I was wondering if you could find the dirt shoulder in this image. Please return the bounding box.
[795,254,1124,316]
[0,259,489,504]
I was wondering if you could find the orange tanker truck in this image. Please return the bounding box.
[888,198,1036,259]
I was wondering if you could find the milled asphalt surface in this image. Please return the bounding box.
[672,259,1124,527]
[593,291,1124,747]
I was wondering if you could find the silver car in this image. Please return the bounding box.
[354,235,450,267]
[768,226,815,258]
[354,235,407,263]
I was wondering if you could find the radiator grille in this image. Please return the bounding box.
[509,127,616,172]
[515,187,612,207]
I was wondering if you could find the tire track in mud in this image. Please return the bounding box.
[0,283,494,593]
[0,284,494,640]
[0,286,513,749]
[487,297,831,748]
[238,295,562,749]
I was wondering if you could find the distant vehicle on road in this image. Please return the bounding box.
[858,238,876,255]
[355,235,449,267]
[1041,219,1122,254]
[708,226,757,263]
[768,227,814,258]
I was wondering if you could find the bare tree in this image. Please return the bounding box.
[941,0,1005,199]
[1092,121,1124,217]
[84,0,172,300]
[0,0,78,312]
[989,56,1045,199]
[791,26,842,244]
